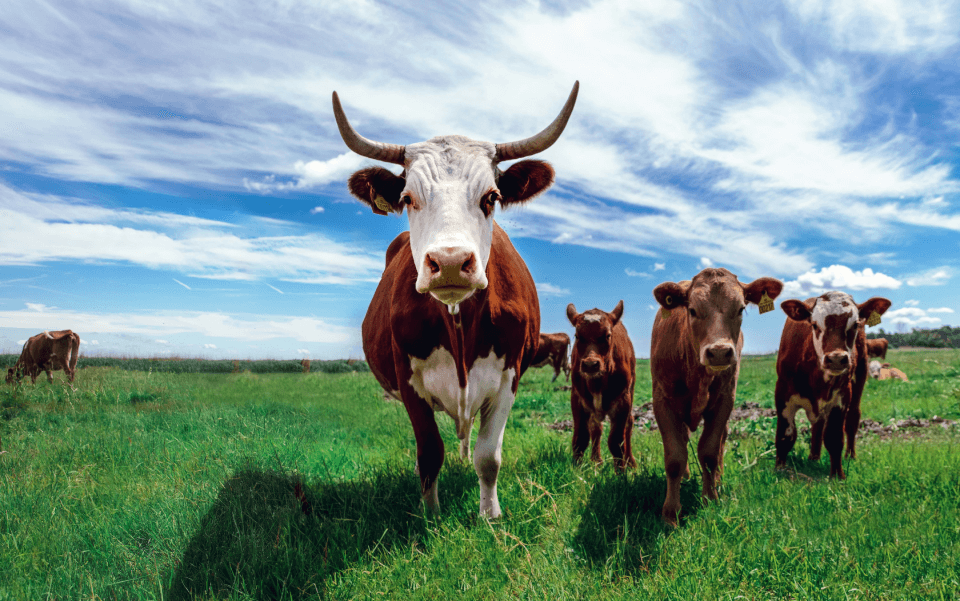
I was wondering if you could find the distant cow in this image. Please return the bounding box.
[531,332,571,382]
[301,358,311,374]
[6,330,80,384]
[866,338,889,359]
[869,360,909,382]
[567,301,636,471]
[336,83,578,517]
[651,268,783,525]
[775,292,892,478]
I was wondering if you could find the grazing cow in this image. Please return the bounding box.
[531,332,571,382]
[869,360,909,382]
[651,268,783,525]
[300,358,311,374]
[6,330,80,384]
[866,338,889,359]
[775,292,892,478]
[566,301,636,470]
[335,82,578,517]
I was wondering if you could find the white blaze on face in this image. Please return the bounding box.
[809,291,859,366]
[405,136,496,305]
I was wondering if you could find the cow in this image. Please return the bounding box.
[869,360,909,382]
[866,338,889,359]
[300,358,311,374]
[334,82,578,517]
[6,330,80,384]
[566,301,636,471]
[531,332,571,382]
[651,268,783,526]
[775,292,892,479]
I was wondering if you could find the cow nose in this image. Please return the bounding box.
[705,344,735,367]
[423,247,479,284]
[581,358,601,374]
[824,352,849,372]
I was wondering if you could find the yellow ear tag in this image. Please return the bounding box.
[373,195,393,214]
[866,311,882,327]
[758,291,774,314]
[661,295,672,318]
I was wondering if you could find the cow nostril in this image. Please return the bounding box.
[427,255,440,275]
[461,254,475,274]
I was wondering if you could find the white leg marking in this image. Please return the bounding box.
[474,367,517,518]
[783,394,812,438]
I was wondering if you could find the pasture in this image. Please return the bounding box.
[1,350,959,600]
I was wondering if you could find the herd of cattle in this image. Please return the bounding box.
[5,82,915,525]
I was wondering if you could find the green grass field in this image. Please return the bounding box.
[2,350,959,600]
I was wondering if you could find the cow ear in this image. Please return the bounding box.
[609,300,624,326]
[781,299,813,322]
[742,277,783,305]
[566,303,579,326]
[857,297,892,322]
[653,282,688,310]
[498,160,555,206]
[348,167,406,215]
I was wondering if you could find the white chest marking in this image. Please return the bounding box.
[408,347,510,437]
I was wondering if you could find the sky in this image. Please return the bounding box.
[2,0,960,360]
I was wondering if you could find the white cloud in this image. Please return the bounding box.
[310,206,325,214]
[926,307,955,313]
[17,339,25,345]
[267,284,284,294]
[654,263,666,271]
[537,282,571,298]
[203,343,217,349]
[698,257,714,269]
[904,299,920,306]
[155,339,169,344]
[781,265,901,298]
[883,307,943,328]
[625,268,650,278]
[25,303,51,312]
[173,278,192,290]
[245,154,369,192]
[906,267,952,286]
[297,349,310,355]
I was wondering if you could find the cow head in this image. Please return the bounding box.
[781,292,892,377]
[335,83,579,307]
[567,300,624,380]
[654,268,783,373]
[868,360,882,379]
[5,366,20,384]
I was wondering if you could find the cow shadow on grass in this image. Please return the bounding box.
[167,460,478,600]
[573,468,701,574]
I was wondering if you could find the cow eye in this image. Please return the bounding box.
[482,191,500,212]
[401,194,413,206]
[737,306,745,316]
[688,308,697,318]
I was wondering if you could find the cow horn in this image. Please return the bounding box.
[331,91,406,165]
[495,81,579,162]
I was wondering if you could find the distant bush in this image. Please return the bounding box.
[868,325,960,349]
[0,355,369,374]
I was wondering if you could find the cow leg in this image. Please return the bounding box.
[570,391,591,464]
[654,401,688,526]
[458,416,474,460]
[606,399,636,472]
[844,404,860,459]
[823,406,846,479]
[808,412,825,462]
[774,381,797,469]
[588,413,603,464]
[698,404,733,502]
[473,378,516,518]
[397,380,444,513]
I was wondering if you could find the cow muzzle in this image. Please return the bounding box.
[701,343,736,373]
[579,357,604,378]
[415,246,488,305]
[822,351,850,376]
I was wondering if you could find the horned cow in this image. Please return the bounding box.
[336,82,579,517]
[650,268,783,526]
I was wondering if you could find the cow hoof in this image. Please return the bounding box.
[807,453,821,462]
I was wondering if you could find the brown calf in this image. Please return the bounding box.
[869,360,909,382]
[6,330,80,384]
[865,338,888,359]
[651,268,783,525]
[775,292,892,478]
[531,332,571,382]
[566,301,636,471]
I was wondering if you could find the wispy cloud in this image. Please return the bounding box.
[883,307,943,328]
[906,266,953,286]
[536,282,571,298]
[781,265,901,298]
[173,278,192,290]
[267,284,284,294]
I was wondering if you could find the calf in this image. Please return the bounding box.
[869,360,909,382]
[6,330,80,384]
[865,338,888,359]
[566,301,636,471]
[651,268,783,525]
[530,332,571,382]
[775,292,892,478]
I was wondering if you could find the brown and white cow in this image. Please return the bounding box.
[868,360,909,382]
[775,292,892,478]
[335,83,578,517]
[566,301,636,471]
[531,332,571,382]
[6,330,80,384]
[865,337,889,359]
[651,268,783,525]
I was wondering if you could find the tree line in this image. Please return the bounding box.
[868,325,960,349]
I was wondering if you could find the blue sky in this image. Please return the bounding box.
[2,0,959,360]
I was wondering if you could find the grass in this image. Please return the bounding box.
[1,350,958,599]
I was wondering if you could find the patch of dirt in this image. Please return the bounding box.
[548,401,958,439]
